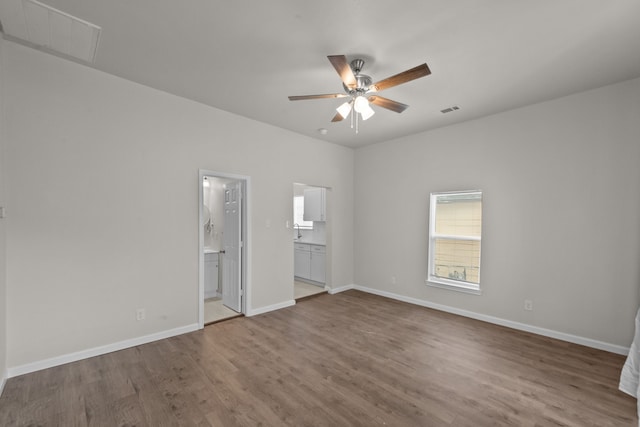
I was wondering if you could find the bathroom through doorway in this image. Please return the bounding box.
[199,170,250,326]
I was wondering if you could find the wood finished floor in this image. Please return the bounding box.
[0,290,636,426]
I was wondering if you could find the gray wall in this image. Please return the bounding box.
[354,77,640,347]
[2,35,639,373]
[2,41,354,368]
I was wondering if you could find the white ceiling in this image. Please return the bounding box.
[1,0,639,148]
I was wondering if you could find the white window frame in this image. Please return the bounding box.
[293,195,313,229]
[427,190,482,295]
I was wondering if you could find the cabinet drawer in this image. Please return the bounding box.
[310,245,325,254]
[294,243,310,251]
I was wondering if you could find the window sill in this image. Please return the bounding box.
[425,279,482,295]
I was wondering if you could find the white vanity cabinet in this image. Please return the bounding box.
[204,252,219,299]
[294,243,325,284]
[309,245,326,283]
[294,243,311,280]
[303,188,326,222]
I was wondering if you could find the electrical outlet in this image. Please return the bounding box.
[524,300,533,311]
[391,276,397,285]
[136,308,146,321]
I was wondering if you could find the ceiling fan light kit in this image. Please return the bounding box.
[336,100,353,119]
[289,55,431,134]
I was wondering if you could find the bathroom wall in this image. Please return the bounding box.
[203,177,225,251]
[296,221,326,244]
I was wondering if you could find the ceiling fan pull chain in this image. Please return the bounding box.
[350,106,354,129]
[356,111,359,134]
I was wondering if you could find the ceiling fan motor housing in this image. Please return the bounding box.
[343,59,372,95]
[350,59,365,74]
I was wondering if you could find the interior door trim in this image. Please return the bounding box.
[198,169,251,328]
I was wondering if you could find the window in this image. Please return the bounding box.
[293,196,313,229]
[428,191,482,294]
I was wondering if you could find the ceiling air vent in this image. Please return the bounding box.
[440,106,460,114]
[21,0,101,63]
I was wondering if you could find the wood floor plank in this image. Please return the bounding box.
[0,290,636,426]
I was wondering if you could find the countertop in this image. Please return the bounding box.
[293,240,326,246]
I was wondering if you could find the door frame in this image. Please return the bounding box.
[198,169,251,328]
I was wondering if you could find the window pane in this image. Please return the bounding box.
[428,191,482,291]
[433,238,480,284]
[435,195,482,237]
[294,196,313,228]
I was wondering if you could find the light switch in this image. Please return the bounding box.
[0,207,5,218]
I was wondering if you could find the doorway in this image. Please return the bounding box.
[293,183,330,301]
[199,170,250,327]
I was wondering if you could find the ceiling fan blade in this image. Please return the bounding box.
[327,55,357,89]
[331,112,345,122]
[370,63,431,92]
[368,96,409,113]
[288,93,348,101]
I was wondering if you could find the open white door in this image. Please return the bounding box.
[222,181,242,312]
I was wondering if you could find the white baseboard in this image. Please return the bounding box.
[6,285,628,380]
[328,284,355,294]
[246,299,295,317]
[351,284,629,356]
[0,369,7,397]
[7,323,199,378]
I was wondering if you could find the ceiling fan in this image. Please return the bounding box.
[288,55,431,132]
